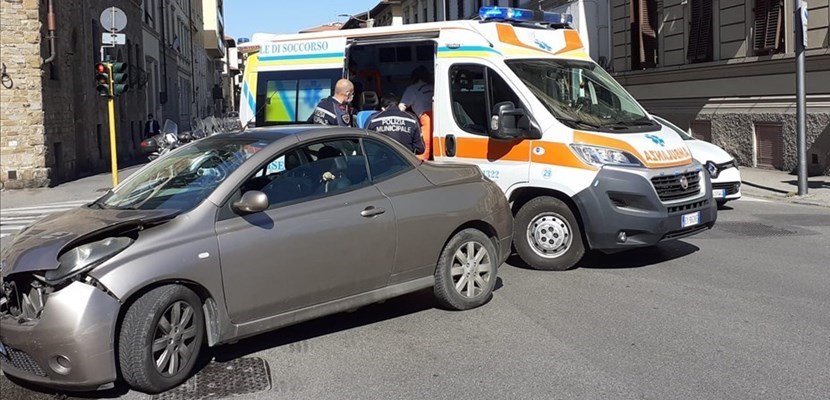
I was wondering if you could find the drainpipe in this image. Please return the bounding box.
[159,0,168,105]
[42,0,56,64]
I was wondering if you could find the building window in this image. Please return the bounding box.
[631,0,658,68]
[687,0,714,63]
[753,0,784,55]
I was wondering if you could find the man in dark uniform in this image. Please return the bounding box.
[309,79,355,127]
[366,94,425,155]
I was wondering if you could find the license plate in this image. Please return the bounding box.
[682,211,701,228]
[713,189,726,198]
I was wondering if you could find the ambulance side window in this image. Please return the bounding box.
[255,69,341,127]
[449,65,487,135]
[449,64,524,136]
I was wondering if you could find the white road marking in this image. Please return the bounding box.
[0,199,95,239]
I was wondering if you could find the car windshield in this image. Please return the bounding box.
[98,138,269,211]
[505,59,658,132]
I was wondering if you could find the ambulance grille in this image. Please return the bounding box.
[651,171,701,201]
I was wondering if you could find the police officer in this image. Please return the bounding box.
[309,79,355,127]
[367,94,425,155]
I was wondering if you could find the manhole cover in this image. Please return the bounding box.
[714,222,797,237]
[151,357,271,400]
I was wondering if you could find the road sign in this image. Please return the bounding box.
[102,32,126,45]
[100,7,127,33]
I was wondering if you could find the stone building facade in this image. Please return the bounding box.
[1,0,148,189]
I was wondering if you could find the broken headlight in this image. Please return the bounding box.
[45,237,133,283]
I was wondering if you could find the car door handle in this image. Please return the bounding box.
[361,206,386,217]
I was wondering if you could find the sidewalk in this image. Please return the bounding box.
[1,163,828,209]
[739,167,830,208]
[0,165,144,209]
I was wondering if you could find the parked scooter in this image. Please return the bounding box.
[140,120,179,161]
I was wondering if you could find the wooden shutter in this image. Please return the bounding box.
[753,0,784,53]
[687,0,713,62]
[755,123,783,169]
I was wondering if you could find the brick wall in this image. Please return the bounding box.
[0,0,49,189]
[1,0,148,189]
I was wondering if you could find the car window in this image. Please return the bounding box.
[240,139,369,208]
[363,139,412,182]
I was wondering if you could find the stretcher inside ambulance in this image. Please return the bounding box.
[238,6,717,271]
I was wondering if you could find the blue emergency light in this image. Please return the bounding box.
[478,6,534,22]
[478,6,573,26]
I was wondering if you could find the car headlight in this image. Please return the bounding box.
[45,237,134,283]
[570,144,643,167]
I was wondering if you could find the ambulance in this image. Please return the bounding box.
[238,6,717,271]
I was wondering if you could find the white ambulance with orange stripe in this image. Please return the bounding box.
[239,6,717,271]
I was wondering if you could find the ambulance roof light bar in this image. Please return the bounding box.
[478,6,573,26]
[478,6,534,22]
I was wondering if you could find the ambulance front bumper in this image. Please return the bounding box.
[573,164,717,252]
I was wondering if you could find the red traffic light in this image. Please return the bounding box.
[96,63,107,73]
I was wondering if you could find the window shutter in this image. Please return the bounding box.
[687,0,713,62]
[753,0,783,53]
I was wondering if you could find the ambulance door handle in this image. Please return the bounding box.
[446,135,456,157]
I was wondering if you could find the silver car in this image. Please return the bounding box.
[0,126,513,393]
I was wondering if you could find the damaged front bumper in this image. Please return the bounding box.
[0,279,120,390]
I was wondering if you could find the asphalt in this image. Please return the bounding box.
[1,164,828,209]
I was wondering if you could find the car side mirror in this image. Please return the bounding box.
[233,190,269,214]
[490,101,525,140]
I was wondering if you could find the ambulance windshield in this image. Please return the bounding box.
[506,59,659,133]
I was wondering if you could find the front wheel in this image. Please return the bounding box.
[433,228,499,311]
[514,196,585,271]
[119,285,205,394]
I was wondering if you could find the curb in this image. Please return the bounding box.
[740,188,830,208]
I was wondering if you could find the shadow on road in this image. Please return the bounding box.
[578,241,700,269]
[0,373,129,399]
[504,240,699,271]
[210,278,503,363]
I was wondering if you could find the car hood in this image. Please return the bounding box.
[684,139,733,164]
[1,207,178,277]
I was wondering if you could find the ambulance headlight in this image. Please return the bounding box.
[570,144,643,167]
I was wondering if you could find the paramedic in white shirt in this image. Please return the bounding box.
[399,66,434,160]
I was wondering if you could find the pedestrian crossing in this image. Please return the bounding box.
[0,200,93,239]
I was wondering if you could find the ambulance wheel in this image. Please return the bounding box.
[514,196,584,271]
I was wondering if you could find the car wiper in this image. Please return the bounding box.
[601,119,655,129]
[557,117,604,130]
[88,192,112,209]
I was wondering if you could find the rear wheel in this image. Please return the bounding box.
[514,196,585,271]
[119,285,205,394]
[433,228,498,310]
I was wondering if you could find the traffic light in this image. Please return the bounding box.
[95,62,111,97]
[111,62,128,96]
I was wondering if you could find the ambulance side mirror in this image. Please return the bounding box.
[491,102,524,140]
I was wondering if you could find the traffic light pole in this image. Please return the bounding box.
[107,91,119,187]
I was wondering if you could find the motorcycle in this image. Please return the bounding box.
[140,120,179,161]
